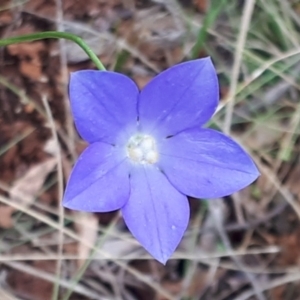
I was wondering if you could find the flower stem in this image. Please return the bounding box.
[0,31,106,71]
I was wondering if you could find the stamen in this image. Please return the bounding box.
[127,134,159,164]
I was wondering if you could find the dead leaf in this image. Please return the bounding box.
[0,10,13,26]
[8,41,46,81]
[10,158,56,206]
[7,261,54,300]
[101,237,140,259]
[193,0,207,12]
[0,206,15,228]
[133,75,152,89]
[157,280,182,300]
[74,212,98,268]
[0,159,56,228]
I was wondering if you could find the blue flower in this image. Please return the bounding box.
[63,58,259,264]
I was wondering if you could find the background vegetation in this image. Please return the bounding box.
[0,0,300,299]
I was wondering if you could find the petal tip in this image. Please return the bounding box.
[62,197,77,211]
[246,158,260,179]
[201,56,212,62]
[196,56,214,67]
[250,165,261,182]
[156,254,169,265]
[151,247,176,265]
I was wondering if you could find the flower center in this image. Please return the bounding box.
[126,134,159,164]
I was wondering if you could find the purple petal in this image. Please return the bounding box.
[122,166,189,264]
[138,58,218,138]
[63,142,130,212]
[69,70,139,144]
[158,128,260,198]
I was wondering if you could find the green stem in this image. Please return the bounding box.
[0,31,106,71]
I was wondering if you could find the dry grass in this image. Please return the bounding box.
[0,0,300,299]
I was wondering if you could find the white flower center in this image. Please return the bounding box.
[126,134,159,164]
